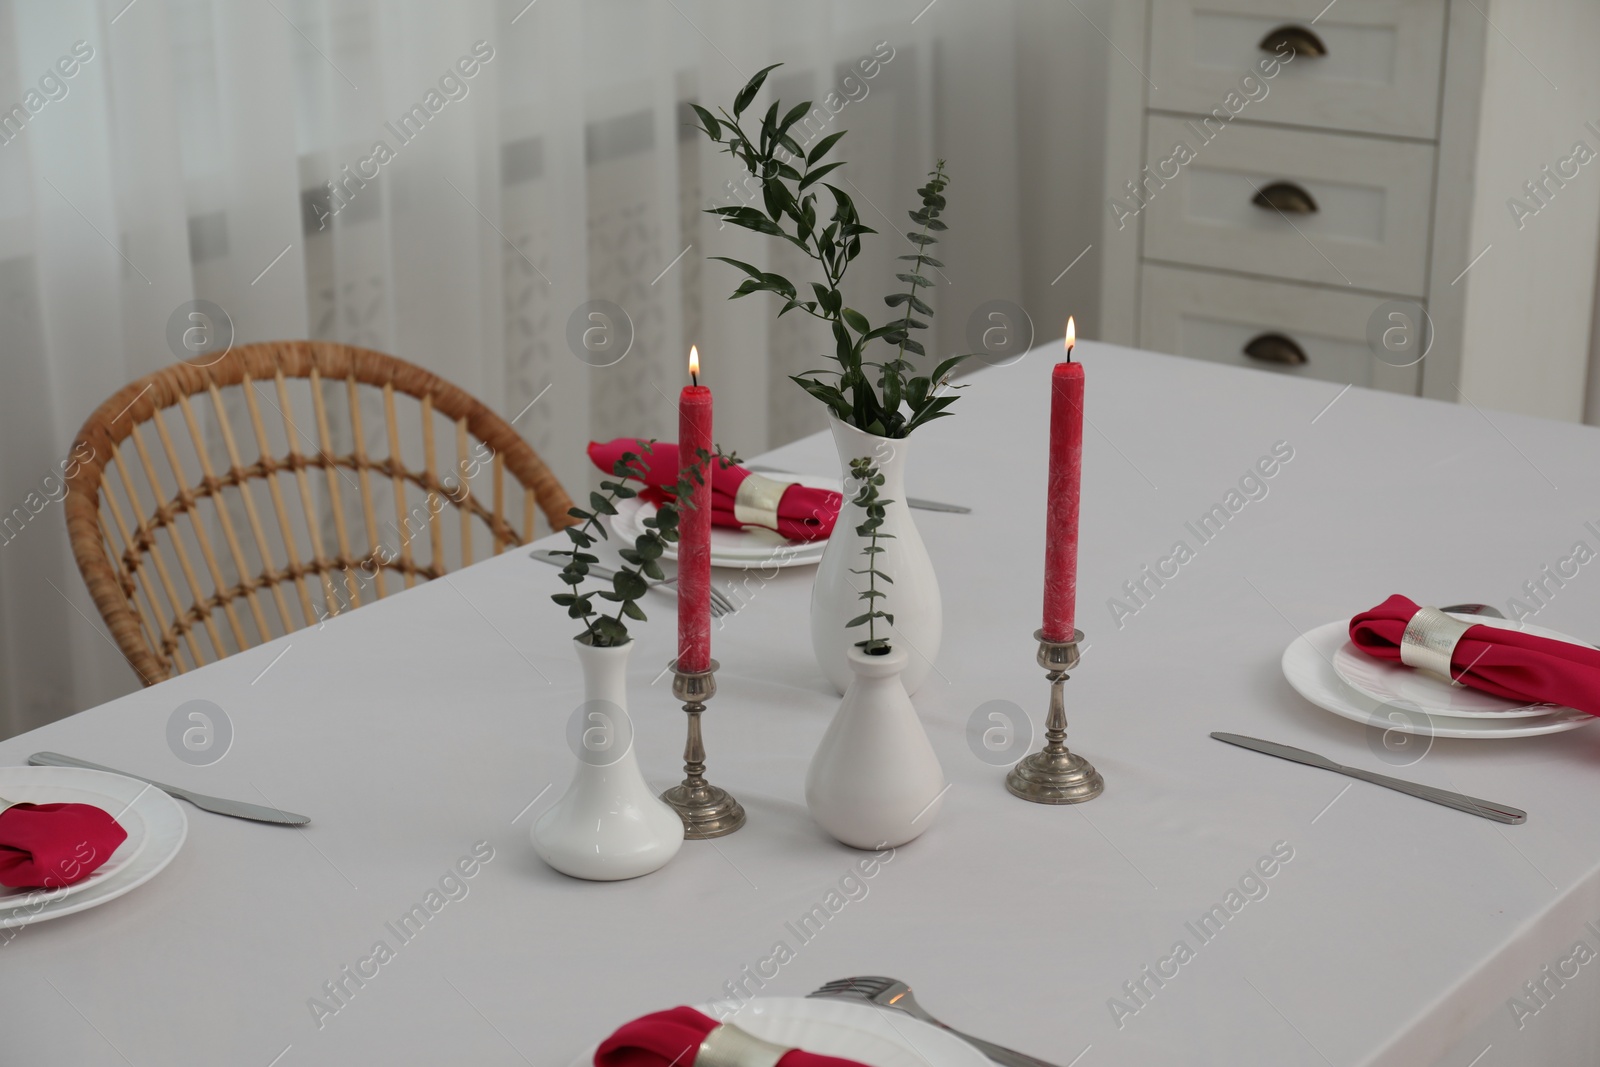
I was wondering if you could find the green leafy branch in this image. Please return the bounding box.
[690,64,968,440]
[549,443,716,646]
[845,456,894,654]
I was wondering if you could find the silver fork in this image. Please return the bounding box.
[528,549,737,617]
[809,976,1061,1067]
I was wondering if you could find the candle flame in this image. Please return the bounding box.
[688,345,700,380]
[1065,316,1076,357]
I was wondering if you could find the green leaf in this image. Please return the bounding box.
[931,354,969,382]
[622,600,647,621]
[688,103,721,141]
[907,233,938,246]
[846,612,874,628]
[799,160,846,190]
[841,307,870,335]
[709,256,765,280]
[759,272,797,299]
[792,375,852,419]
[778,100,812,137]
[807,130,847,164]
[589,491,618,516]
[895,272,934,288]
[734,63,781,117]
[590,616,629,645]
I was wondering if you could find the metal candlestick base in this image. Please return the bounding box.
[1006,629,1105,804]
[660,659,746,838]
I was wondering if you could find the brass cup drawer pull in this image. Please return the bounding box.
[1252,181,1319,214]
[1243,332,1308,366]
[1259,24,1327,58]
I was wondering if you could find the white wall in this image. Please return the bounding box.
[1459,0,1600,421]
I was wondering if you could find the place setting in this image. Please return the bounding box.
[0,752,308,933]
[1209,593,1600,827]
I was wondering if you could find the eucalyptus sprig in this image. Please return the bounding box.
[845,456,894,654]
[549,443,716,646]
[690,64,967,440]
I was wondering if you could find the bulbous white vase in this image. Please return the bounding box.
[531,639,684,881]
[810,417,942,695]
[805,645,946,849]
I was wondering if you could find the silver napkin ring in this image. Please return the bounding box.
[733,472,788,532]
[1400,606,1472,682]
[696,1022,794,1067]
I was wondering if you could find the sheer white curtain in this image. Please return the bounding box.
[0,0,1111,735]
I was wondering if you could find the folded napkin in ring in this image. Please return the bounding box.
[0,802,128,889]
[1349,594,1600,717]
[588,438,841,542]
[594,1006,870,1067]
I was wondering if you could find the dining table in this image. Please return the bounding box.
[5,339,1600,1067]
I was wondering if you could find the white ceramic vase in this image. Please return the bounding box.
[810,417,942,695]
[805,644,946,849]
[531,639,684,881]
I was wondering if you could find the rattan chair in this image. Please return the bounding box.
[65,341,576,685]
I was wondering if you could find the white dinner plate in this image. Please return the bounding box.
[569,996,991,1067]
[1331,612,1576,718]
[0,766,186,928]
[1283,620,1596,739]
[609,473,839,570]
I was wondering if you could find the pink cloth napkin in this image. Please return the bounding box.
[0,802,127,889]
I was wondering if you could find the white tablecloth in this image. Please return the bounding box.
[5,342,1600,1066]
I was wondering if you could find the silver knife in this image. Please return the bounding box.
[1209,733,1526,824]
[28,752,310,826]
[745,464,971,514]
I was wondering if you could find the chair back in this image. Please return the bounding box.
[65,341,575,685]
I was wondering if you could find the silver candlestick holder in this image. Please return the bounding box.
[659,659,746,838]
[1006,628,1104,804]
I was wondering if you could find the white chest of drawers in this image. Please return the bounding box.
[1096,0,1600,419]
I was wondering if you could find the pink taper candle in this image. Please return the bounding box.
[677,346,713,672]
[1042,319,1083,643]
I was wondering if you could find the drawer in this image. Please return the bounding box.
[1147,0,1446,139]
[1139,116,1434,296]
[1138,262,1423,393]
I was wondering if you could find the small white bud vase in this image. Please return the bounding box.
[811,417,942,695]
[805,644,946,849]
[531,638,684,881]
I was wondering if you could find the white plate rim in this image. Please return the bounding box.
[1283,620,1597,739]
[567,995,992,1067]
[0,766,187,928]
